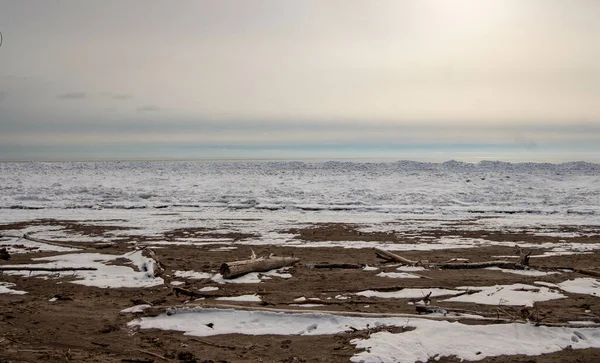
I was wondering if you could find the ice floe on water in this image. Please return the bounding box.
[2,251,164,288]
[0,282,27,295]
[128,307,600,363]
[443,284,566,307]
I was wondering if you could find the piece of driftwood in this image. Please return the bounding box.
[156,303,515,323]
[374,247,532,270]
[415,305,492,317]
[21,233,81,249]
[545,266,600,277]
[171,286,227,299]
[307,263,364,269]
[220,256,299,279]
[374,247,419,265]
[136,349,168,361]
[515,245,532,266]
[0,266,97,272]
[574,268,600,277]
[409,291,432,305]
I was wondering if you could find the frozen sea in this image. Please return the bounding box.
[1,160,599,244]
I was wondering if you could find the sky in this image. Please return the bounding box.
[0,0,599,162]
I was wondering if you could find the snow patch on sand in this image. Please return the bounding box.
[376,272,421,279]
[174,270,212,280]
[356,288,461,299]
[211,268,292,284]
[0,282,27,295]
[557,278,600,297]
[443,284,566,307]
[216,294,262,302]
[128,307,600,362]
[397,266,427,272]
[485,267,560,277]
[121,304,152,313]
[3,251,164,288]
[363,265,379,271]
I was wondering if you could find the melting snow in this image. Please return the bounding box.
[0,282,27,295]
[376,272,421,279]
[443,284,566,307]
[485,267,560,277]
[128,307,600,363]
[397,266,427,272]
[356,288,462,299]
[216,294,262,302]
[363,265,379,271]
[121,304,152,313]
[557,278,600,297]
[2,251,164,288]
[173,270,212,280]
[211,268,292,284]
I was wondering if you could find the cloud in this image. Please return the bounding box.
[136,105,160,112]
[57,92,87,99]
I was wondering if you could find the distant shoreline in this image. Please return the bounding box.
[1,158,599,166]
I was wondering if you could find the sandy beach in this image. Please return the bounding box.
[2,217,600,363]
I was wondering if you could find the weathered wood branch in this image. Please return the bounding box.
[307,263,364,269]
[415,305,492,317]
[220,256,299,279]
[515,245,531,266]
[374,247,419,266]
[171,286,224,299]
[153,303,515,322]
[573,268,600,277]
[374,248,529,270]
[21,233,81,249]
[0,266,97,272]
[436,261,527,270]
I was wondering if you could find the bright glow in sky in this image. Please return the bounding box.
[0,0,599,161]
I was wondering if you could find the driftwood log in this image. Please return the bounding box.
[374,247,419,266]
[373,248,530,270]
[220,256,299,279]
[307,263,364,269]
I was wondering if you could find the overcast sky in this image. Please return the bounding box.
[1,0,599,161]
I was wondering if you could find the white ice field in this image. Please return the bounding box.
[1,160,599,244]
[2,160,600,362]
